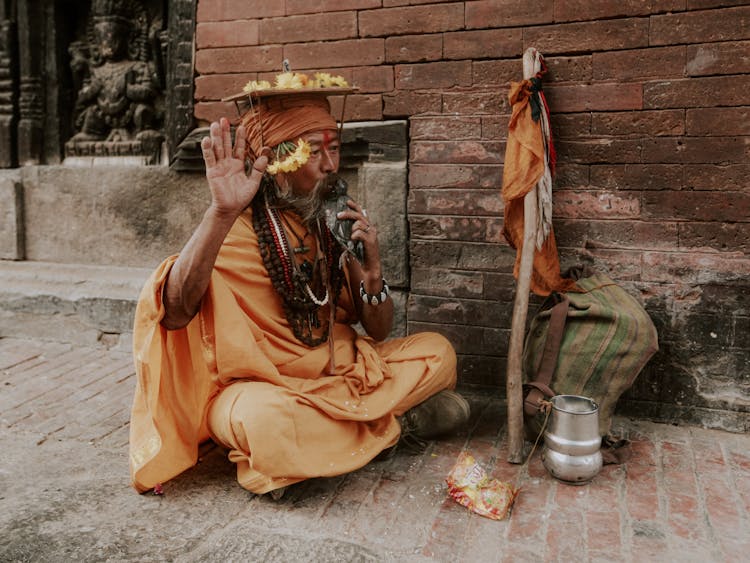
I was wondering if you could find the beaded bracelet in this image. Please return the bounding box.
[360,279,390,306]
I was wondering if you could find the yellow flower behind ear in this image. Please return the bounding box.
[242,79,272,93]
[266,139,311,175]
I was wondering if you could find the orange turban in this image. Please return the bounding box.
[239,93,338,158]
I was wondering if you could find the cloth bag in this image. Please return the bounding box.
[522,268,659,439]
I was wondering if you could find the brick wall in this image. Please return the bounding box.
[193,0,750,430]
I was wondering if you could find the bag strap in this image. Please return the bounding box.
[535,295,570,385]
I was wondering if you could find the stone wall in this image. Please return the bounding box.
[191,0,750,430]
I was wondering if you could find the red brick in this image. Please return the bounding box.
[523,19,649,55]
[642,190,750,222]
[679,223,750,253]
[410,239,515,271]
[472,60,520,87]
[359,4,465,37]
[686,107,750,135]
[481,115,512,140]
[465,0,553,29]
[553,190,641,219]
[194,101,241,125]
[383,91,441,117]
[545,83,643,113]
[329,94,382,121]
[644,75,750,109]
[195,45,282,74]
[407,320,509,355]
[443,90,508,114]
[555,219,679,250]
[194,73,256,101]
[197,0,284,21]
[555,138,642,163]
[410,116,481,140]
[546,508,586,561]
[260,12,357,44]
[555,163,590,188]
[555,0,683,21]
[443,29,522,60]
[688,0,749,7]
[684,164,750,191]
[408,294,509,325]
[285,0,380,15]
[411,267,486,298]
[590,164,684,191]
[283,39,384,69]
[544,55,593,83]
[591,110,685,136]
[409,164,503,189]
[385,35,443,64]
[642,250,750,284]
[626,463,659,520]
[593,46,686,81]
[408,189,503,215]
[650,6,750,46]
[196,20,259,49]
[395,61,472,90]
[587,510,623,554]
[687,41,750,76]
[411,140,505,165]
[351,66,394,93]
[552,113,592,138]
[640,137,749,164]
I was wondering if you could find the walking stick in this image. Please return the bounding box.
[506,50,545,464]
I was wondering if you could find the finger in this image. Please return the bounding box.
[201,136,216,169]
[221,117,232,158]
[234,124,247,161]
[210,121,224,160]
[248,155,269,183]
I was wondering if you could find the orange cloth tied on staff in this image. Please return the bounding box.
[502,78,577,296]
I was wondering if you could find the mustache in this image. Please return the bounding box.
[271,176,329,226]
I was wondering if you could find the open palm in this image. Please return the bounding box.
[202,117,268,217]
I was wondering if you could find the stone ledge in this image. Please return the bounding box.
[0,260,151,348]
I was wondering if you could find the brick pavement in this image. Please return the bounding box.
[1,336,749,562]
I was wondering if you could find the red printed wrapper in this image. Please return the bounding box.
[445,451,518,520]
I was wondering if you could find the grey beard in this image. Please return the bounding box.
[274,177,328,226]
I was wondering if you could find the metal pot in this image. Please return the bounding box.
[541,395,603,485]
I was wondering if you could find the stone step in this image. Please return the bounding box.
[0,260,151,348]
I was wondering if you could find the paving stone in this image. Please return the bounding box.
[1,336,749,561]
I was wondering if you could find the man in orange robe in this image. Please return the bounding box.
[129,85,469,496]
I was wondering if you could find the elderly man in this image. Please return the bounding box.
[129,76,469,497]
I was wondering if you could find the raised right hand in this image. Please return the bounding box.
[201,117,268,218]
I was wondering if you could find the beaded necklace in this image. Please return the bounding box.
[251,180,344,347]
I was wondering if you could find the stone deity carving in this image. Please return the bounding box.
[66,0,164,163]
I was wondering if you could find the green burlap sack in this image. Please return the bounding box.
[522,269,659,438]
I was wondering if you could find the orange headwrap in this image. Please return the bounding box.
[240,93,338,158]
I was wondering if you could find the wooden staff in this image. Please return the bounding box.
[506,49,543,464]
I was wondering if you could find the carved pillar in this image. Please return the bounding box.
[0,0,17,168]
[165,0,195,164]
[16,0,43,165]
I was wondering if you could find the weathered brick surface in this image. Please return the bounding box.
[359,4,465,37]
[523,19,650,55]
[189,1,750,428]
[650,6,750,46]
[196,20,259,49]
[443,28,522,60]
[260,12,357,44]
[687,41,750,76]
[385,34,443,64]
[593,46,686,80]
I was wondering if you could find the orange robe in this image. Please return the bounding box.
[129,209,456,494]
